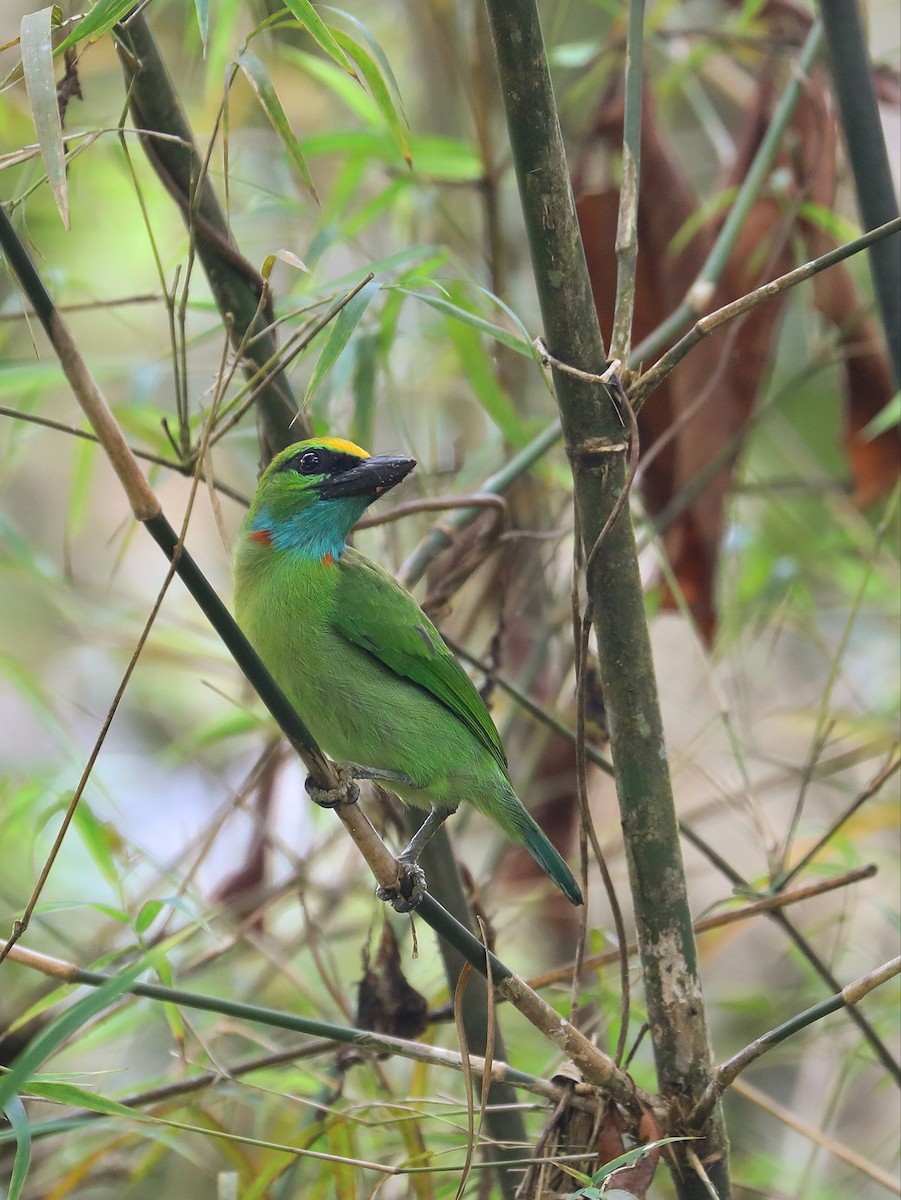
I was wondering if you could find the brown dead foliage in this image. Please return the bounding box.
[574,48,898,643]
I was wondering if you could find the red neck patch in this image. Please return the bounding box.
[249,529,272,547]
[322,552,336,567]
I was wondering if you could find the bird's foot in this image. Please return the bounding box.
[304,764,360,809]
[376,859,428,913]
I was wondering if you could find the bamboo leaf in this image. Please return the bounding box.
[57,0,136,52]
[328,26,411,165]
[305,280,381,405]
[236,49,319,202]
[862,390,901,439]
[3,1096,30,1200]
[135,896,213,936]
[283,47,379,124]
[280,0,356,75]
[24,1080,137,1121]
[21,6,69,228]
[447,318,526,445]
[193,0,209,53]
[0,963,146,1111]
[402,290,534,356]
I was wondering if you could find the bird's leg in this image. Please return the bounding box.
[305,762,415,809]
[397,806,456,865]
[376,806,457,914]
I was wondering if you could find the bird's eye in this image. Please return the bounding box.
[297,450,321,474]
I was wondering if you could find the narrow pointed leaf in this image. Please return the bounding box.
[24,1080,137,1121]
[0,963,146,1111]
[283,47,379,124]
[21,7,69,227]
[280,0,355,75]
[305,280,381,404]
[194,0,209,53]
[403,290,534,356]
[57,0,136,52]
[323,8,410,159]
[329,27,411,165]
[236,48,318,202]
[3,1096,30,1200]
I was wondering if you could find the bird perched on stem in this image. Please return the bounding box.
[234,436,582,909]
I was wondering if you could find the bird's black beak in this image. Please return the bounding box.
[316,454,416,500]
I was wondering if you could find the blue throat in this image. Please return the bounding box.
[250,497,368,560]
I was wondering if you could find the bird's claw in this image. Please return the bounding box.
[305,765,360,809]
[376,860,427,913]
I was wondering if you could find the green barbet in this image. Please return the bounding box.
[233,437,582,907]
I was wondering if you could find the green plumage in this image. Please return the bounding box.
[233,438,582,906]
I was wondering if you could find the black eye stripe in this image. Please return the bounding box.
[279,448,363,477]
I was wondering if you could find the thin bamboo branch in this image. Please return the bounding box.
[0,939,596,1113]
[775,753,900,890]
[630,216,901,409]
[690,956,901,1127]
[609,0,645,365]
[0,404,247,504]
[680,821,901,1085]
[731,1078,901,1194]
[398,418,563,588]
[525,863,879,993]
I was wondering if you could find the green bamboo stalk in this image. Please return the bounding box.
[819,0,901,388]
[114,11,305,461]
[482,2,731,1196]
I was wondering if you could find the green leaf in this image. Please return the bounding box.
[57,0,135,52]
[236,49,318,203]
[0,961,146,1111]
[73,801,121,887]
[862,391,901,440]
[135,896,213,937]
[66,435,97,539]
[21,6,69,228]
[401,290,534,356]
[328,26,411,165]
[24,1079,137,1121]
[446,317,526,445]
[305,280,381,405]
[3,1095,31,1200]
[283,48,379,125]
[280,0,356,75]
[193,0,209,54]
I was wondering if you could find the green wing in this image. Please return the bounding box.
[333,549,508,774]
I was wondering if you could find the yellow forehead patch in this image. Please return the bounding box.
[319,436,369,459]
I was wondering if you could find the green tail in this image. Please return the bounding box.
[500,788,583,906]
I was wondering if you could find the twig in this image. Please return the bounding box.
[630,217,901,409]
[775,752,900,890]
[680,821,901,1085]
[524,864,879,994]
[0,938,598,1113]
[398,418,563,588]
[689,956,901,1127]
[730,1078,901,1195]
[609,0,645,365]
[0,404,247,505]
